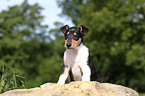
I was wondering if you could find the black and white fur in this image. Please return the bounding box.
[57,25,101,85]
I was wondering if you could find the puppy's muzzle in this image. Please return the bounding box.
[66,43,72,48]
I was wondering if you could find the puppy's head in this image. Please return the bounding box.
[60,25,89,49]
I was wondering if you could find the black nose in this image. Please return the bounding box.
[66,43,71,48]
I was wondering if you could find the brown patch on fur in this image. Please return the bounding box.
[63,67,69,75]
[66,25,69,30]
[72,38,82,48]
[63,66,70,82]
[65,39,68,47]
[74,33,77,36]
[68,74,71,82]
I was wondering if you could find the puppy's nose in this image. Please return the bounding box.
[66,43,71,48]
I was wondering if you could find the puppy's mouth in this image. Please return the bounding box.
[64,44,80,49]
[66,47,74,49]
[64,45,74,49]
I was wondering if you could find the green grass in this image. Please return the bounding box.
[0,66,25,94]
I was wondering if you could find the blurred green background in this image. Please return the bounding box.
[0,0,145,93]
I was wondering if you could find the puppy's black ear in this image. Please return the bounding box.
[79,25,89,36]
[60,25,69,34]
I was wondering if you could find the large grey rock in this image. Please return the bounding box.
[1,81,139,96]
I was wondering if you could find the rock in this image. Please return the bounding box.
[1,81,139,96]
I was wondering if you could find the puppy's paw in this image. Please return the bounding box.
[57,80,65,85]
[57,74,67,85]
[40,83,56,88]
[82,76,90,81]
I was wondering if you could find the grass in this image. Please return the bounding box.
[0,66,26,94]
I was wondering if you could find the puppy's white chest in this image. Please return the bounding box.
[65,49,78,66]
[64,45,89,81]
[64,45,89,67]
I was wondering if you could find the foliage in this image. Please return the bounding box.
[57,0,145,92]
[0,0,51,89]
[0,66,25,93]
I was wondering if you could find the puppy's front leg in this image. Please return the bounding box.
[57,65,70,85]
[80,64,91,81]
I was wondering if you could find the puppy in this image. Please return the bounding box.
[57,25,101,85]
